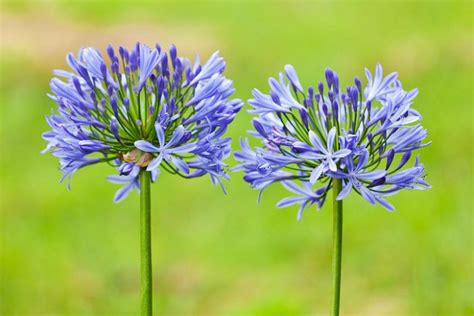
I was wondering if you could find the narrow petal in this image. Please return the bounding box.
[282,181,309,196]
[327,127,336,151]
[150,168,160,182]
[310,164,325,184]
[167,125,185,147]
[376,196,395,211]
[135,45,161,91]
[170,142,197,154]
[357,170,386,181]
[113,183,134,203]
[328,158,337,172]
[146,155,163,171]
[277,196,303,208]
[356,149,369,171]
[170,156,189,174]
[107,175,131,184]
[284,64,304,92]
[134,140,160,153]
[154,122,165,147]
[333,149,352,158]
[337,181,353,200]
[297,202,309,221]
[308,130,327,153]
[359,185,376,204]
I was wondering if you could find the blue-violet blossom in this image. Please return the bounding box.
[234,64,430,220]
[43,43,243,202]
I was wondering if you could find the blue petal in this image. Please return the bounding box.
[333,149,351,158]
[376,196,395,211]
[336,181,353,200]
[357,170,386,181]
[284,64,304,92]
[327,127,336,151]
[154,123,165,147]
[135,44,161,92]
[310,164,324,184]
[188,51,225,86]
[281,181,303,195]
[355,149,370,171]
[167,125,185,147]
[170,142,197,154]
[170,156,189,174]
[113,183,134,203]
[146,155,163,171]
[328,158,337,172]
[107,175,132,184]
[134,140,160,153]
[276,196,303,208]
[359,185,376,204]
[308,131,326,153]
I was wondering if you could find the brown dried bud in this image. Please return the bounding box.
[120,149,154,167]
[121,149,139,162]
[136,152,153,167]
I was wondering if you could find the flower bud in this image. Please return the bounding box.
[106,44,115,61]
[170,44,177,68]
[354,76,362,93]
[318,81,324,95]
[325,67,334,89]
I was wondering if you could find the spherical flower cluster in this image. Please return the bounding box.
[42,42,243,202]
[234,64,431,220]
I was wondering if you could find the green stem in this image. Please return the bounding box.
[331,179,343,316]
[139,170,152,316]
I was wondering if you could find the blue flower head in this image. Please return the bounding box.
[235,64,431,220]
[43,43,243,202]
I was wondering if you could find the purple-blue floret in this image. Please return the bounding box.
[43,43,243,202]
[234,64,431,220]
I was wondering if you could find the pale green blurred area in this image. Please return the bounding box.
[0,0,472,315]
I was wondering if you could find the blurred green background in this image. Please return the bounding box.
[0,1,472,315]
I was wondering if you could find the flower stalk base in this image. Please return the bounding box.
[331,179,343,316]
[140,170,152,316]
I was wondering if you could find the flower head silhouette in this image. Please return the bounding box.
[235,64,430,220]
[43,43,243,201]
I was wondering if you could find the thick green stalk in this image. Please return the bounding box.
[331,179,343,316]
[139,170,152,316]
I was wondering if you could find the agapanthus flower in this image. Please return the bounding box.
[235,64,431,220]
[43,42,243,202]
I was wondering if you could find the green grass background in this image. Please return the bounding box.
[1,1,472,315]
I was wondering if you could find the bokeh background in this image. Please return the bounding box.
[1,1,472,315]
